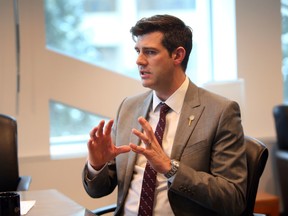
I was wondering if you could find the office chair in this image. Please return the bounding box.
[241,136,268,216]
[0,114,32,192]
[92,136,268,216]
[93,204,117,215]
[273,105,288,215]
[273,105,288,150]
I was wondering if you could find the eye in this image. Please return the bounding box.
[135,49,140,54]
[145,50,156,55]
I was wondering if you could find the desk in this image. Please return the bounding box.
[19,189,95,216]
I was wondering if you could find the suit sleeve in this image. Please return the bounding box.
[81,100,126,199]
[168,101,247,216]
[82,161,117,198]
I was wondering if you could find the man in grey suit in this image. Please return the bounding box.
[83,14,247,216]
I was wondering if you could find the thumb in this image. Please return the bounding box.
[115,145,131,155]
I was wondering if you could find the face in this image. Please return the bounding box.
[134,32,180,98]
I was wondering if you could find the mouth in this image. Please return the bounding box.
[140,71,151,79]
[140,71,150,75]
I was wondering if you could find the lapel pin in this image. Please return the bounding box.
[188,115,195,126]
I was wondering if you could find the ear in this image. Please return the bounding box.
[172,47,186,66]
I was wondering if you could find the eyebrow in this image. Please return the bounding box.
[134,46,158,51]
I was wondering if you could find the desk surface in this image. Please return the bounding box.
[19,189,95,216]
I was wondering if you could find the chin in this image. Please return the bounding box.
[141,81,148,87]
[141,79,155,89]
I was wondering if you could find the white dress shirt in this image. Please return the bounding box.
[123,76,189,216]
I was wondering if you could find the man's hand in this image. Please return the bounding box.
[87,119,131,170]
[129,117,171,174]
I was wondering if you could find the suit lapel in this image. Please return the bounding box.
[171,82,205,159]
[129,92,153,146]
[124,92,153,190]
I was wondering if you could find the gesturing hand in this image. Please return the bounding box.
[87,119,131,170]
[129,117,171,174]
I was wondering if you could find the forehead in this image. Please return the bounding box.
[135,31,164,49]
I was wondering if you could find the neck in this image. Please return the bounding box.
[155,74,186,101]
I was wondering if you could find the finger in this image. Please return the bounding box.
[104,119,114,136]
[145,140,152,147]
[87,138,92,146]
[115,145,131,155]
[89,127,99,139]
[96,120,105,137]
[87,138,95,151]
[132,128,151,145]
[129,143,145,154]
[138,117,154,137]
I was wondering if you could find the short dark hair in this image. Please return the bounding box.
[130,14,193,71]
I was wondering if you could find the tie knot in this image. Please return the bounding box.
[160,103,170,114]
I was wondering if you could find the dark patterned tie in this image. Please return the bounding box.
[138,103,170,216]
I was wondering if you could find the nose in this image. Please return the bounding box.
[136,53,147,66]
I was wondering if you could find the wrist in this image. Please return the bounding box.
[88,160,105,171]
[164,159,179,178]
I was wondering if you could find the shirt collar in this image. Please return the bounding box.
[152,76,189,114]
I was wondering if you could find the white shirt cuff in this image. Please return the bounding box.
[87,162,107,179]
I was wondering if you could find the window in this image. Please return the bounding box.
[45,0,237,158]
[49,100,109,158]
[44,0,214,82]
[281,0,288,103]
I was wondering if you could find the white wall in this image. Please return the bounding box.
[236,0,283,138]
[0,0,284,212]
[236,0,283,209]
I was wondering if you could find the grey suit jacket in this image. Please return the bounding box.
[83,81,247,216]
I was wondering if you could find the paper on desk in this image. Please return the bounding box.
[21,200,36,215]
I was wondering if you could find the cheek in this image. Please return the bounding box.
[153,57,173,68]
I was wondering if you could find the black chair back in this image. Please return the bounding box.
[0,114,20,192]
[273,105,288,215]
[241,136,269,216]
[273,105,288,150]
